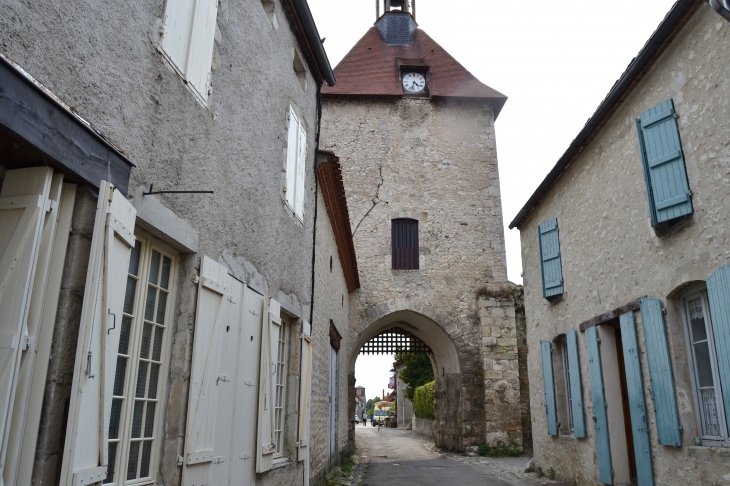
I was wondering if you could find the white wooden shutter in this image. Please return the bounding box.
[297,320,312,462]
[186,0,219,100]
[182,255,231,486]
[160,0,196,76]
[0,167,54,481]
[295,124,307,217]
[255,297,275,473]
[268,300,281,446]
[286,108,299,210]
[60,181,136,486]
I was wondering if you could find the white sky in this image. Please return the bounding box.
[310,0,677,397]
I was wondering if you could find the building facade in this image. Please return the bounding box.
[320,2,523,451]
[511,1,730,484]
[0,1,357,485]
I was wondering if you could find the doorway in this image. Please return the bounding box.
[613,324,638,485]
[329,345,338,469]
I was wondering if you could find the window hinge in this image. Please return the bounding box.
[193,275,200,284]
[177,455,184,466]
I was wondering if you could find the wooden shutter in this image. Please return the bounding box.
[640,298,682,446]
[256,297,275,472]
[186,0,218,100]
[538,218,564,298]
[619,312,654,486]
[566,328,585,438]
[391,219,419,270]
[286,108,299,211]
[0,167,54,482]
[636,99,693,225]
[160,0,196,75]
[540,341,558,436]
[183,255,231,486]
[298,320,312,462]
[268,299,282,447]
[295,124,307,218]
[586,326,613,485]
[60,182,137,486]
[705,264,730,431]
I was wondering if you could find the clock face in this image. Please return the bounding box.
[402,72,426,93]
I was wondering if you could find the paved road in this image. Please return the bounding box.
[355,426,515,486]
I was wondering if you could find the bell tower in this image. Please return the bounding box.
[376,0,415,20]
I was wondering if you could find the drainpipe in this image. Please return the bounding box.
[709,0,730,21]
[309,87,322,327]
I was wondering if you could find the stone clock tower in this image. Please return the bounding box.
[320,0,524,452]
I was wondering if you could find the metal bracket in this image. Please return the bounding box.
[142,184,214,196]
[107,309,116,334]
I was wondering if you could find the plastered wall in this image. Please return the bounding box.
[519,5,730,484]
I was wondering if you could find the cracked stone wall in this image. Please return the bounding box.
[519,5,730,485]
[320,96,519,450]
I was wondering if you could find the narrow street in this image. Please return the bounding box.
[353,425,554,486]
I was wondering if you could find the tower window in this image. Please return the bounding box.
[391,218,419,270]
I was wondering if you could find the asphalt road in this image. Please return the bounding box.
[355,425,514,486]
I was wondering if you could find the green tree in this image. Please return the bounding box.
[394,352,434,400]
[365,396,381,417]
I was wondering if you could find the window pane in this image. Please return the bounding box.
[131,401,144,438]
[161,256,172,290]
[127,441,140,480]
[152,327,164,361]
[140,441,152,478]
[148,363,160,399]
[140,324,153,360]
[700,388,722,436]
[109,398,123,439]
[123,277,137,315]
[144,286,157,322]
[113,357,127,397]
[156,292,167,324]
[149,251,161,285]
[688,298,708,342]
[694,342,715,388]
[119,317,132,355]
[144,402,156,437]
[136,361,149,398]
[128,241,142,276]
[104,441,117,484]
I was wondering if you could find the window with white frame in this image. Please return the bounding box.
[561,339,575,435]
[285,106,307,219]
[273,317,289,457]
[159,0,220,103]
[105,235,177,484]
[683,291,728,443]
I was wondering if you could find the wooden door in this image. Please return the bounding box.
[329,346,337,468]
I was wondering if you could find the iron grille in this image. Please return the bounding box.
[359,327,430,355]
[392,219,419,270]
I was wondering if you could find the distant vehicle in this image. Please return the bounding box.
[374,401,393,424]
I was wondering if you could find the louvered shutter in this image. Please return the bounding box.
[160,0,196,75]
[268,299,282,448]
[60,182,137,486]
[182,256,231,486]
[619,312,654,486]
[636,99,693,225]
[640,298,682,446]
[0,167,54,481]
[186,0,218,101]
[391,219,419,270]
[286,108,299,211]
[256,298,275,472]
[705,264,730,430]
[298,320,312,462]
[295,124,307,218]
[586,326,613,485]
[540,341,558,436]
[566,328,585,438]
[538,219,564,298]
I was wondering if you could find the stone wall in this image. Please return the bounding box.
[412,414,435,439]
[320,96,519,450]
[518,5,730,485]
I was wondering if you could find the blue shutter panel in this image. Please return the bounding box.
[566,328,585,438]
[640,298,682,446]
[540,340,558,436]
[619,312,654,486]
[637,99,693,225]
[586,326,613,485]
[705,264,730,429]
[538,218,564,299]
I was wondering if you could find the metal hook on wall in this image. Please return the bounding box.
[108,309,116,334]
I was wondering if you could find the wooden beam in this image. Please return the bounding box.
[579,297,646,332]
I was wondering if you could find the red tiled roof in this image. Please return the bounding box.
[322,26,507,117]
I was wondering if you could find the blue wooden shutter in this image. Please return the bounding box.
[636,99,693,225]
[640,298,682,446]
[566,328,585,438]
[619,312,654,486]
[586,326,613,485]
[538,218,564,299]
[705,264,730,430]
[540,341,558,436]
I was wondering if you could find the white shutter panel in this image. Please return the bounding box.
[297,320,312,462]
[268,299,282,447]
[60,182,136,486]
[0,167,54,481]
[182,255,231,486]
[186,0,219,100]
[160,0,196,76]
[295,124,307,218]
[256,298,275,472]
[6,175,70,486]
[286,108,299,210]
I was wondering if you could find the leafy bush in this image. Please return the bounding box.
[477,442,522,457]
[413,381,435,419]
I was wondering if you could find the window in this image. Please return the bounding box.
[561,339,575,434]
[538,218,563,299]
[391,218,419,270]
[635,99,693,229]
[273,317,289,457]
[160,0,220,103]
[286,106,307,219]
[105,236,177,484]
[683,291,728,444]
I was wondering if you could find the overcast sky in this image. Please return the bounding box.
[308,0,678,400]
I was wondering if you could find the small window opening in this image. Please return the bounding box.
[261,0,278,28]
[293,50,307,92]
[391,218,419,270]
[330,256,333,272]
